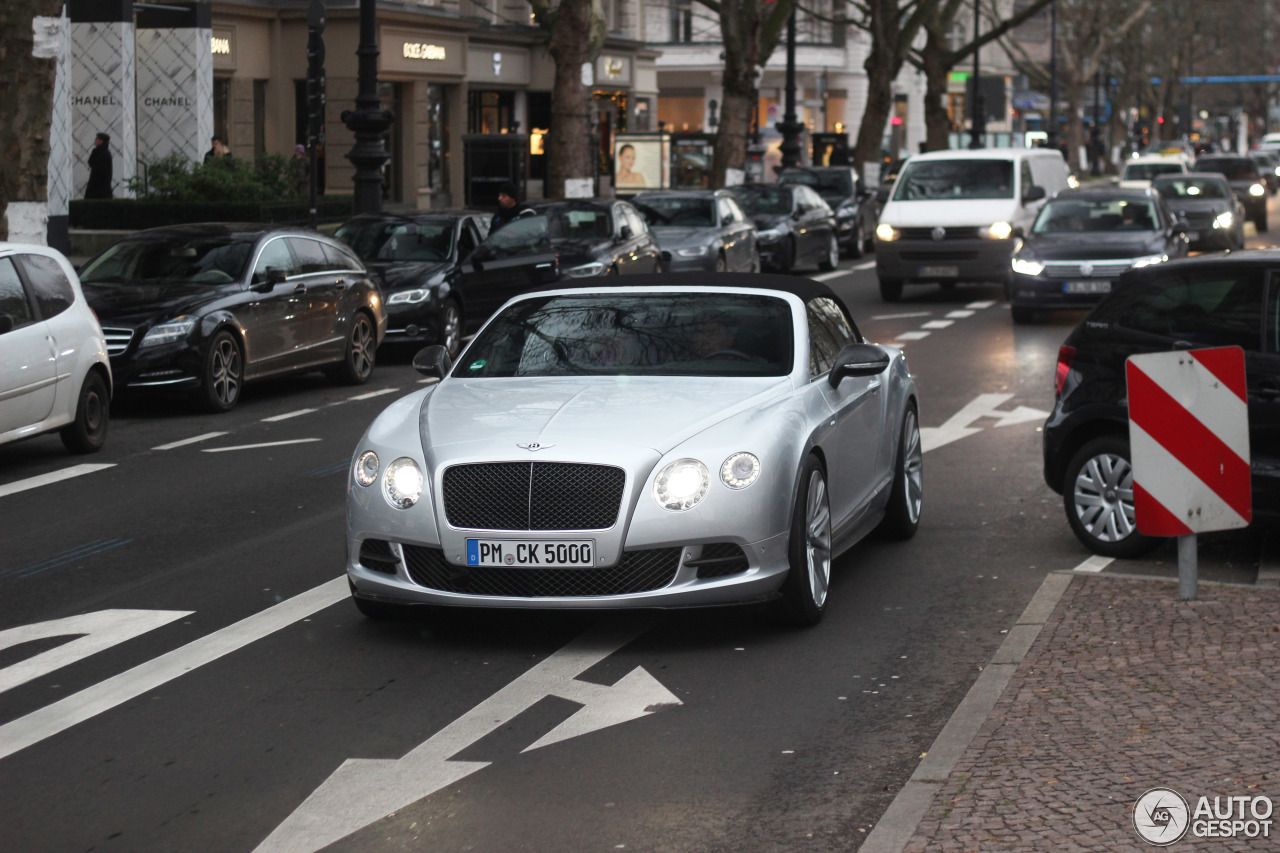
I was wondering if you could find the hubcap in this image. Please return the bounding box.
[210,339,241,405]
[805,470,832,607]
[902,410,923,523]
[84,389,105,433]
[1073,452,1136,542]
[350,318,373,378]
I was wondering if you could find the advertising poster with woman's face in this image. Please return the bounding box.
[614,139,662,190]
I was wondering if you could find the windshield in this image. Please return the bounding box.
[336,219,454,262]
[1122,162,1184,181]
[475,206,613,259]
[732,186,793,216]
[778,170,853,202]
[892,159,1014,201]
[1032,198,1161,234]
[1152,177,1228,200]
[633,197,715,228]
[455,293,794,378]
[79,236,254,284]
[1196,159,1259,180]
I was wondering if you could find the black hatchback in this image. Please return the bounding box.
[1042,250,1280,557]
[80,224,386,412]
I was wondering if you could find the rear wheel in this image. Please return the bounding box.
[879,278,904,302]
[197,331,243,413]
[60,371,109,453]
[774,456,831,627]
[875,405,923,539]
[327,311,376,385]
[715,252,727,273]
[1063,435,1162,558]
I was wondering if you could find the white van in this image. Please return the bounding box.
[873,148,1071,301]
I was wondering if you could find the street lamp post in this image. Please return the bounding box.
[968,0,985,149]
[776,9,803,170]
[341,0,394,215]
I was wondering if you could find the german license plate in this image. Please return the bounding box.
[918,265,959,278]
[466,539,595,568]
[1063,280,1111,294]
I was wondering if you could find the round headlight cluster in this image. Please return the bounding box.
[653,459,709,511]
[354,451,379,486]
[383,457,424,509]
[720,452,761,489]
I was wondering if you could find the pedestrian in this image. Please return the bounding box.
[85,132,113,199]
[293,143,309,193]
[490,181,527,233]
[829,143,851,166]
[204,136,231,162]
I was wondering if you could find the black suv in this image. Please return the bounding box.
[1042,251,1280,557]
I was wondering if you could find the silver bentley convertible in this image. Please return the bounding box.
[345,273,922,625]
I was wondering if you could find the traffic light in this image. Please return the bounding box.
[306,1,326,145]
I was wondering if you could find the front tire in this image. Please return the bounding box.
[60,371,109,453]
[197,330,243,413]
[845,220,865,259]
[438,298,463,359]
[775,456,832,626]
[879,278,904,302]
[328,311,376,385]
[818,234,839,271]
[1063,435,1161,558]
[875,405,923,539]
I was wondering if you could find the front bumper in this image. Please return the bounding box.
[384,300,445,344]
[110,340,202,391]
[1008,272,1116,310]
[875,237,1016,284]
[756,237,789,270]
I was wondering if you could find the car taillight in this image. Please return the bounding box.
[1054,345,1076,397]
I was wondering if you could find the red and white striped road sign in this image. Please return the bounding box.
[1126,346,1251,536]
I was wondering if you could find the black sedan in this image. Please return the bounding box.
[1194,155,1269,231]
[453,199,662,335]
[1151,173,1245,252]
[335,211,490,357]
[631,190,759,273]
[777,166,878,258]
[1006,187,1188,323]
[727,183,839,273]
[79,224,386,412]
[1042,250,1280,557]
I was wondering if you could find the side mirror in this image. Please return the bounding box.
[1022,185,1047,204]
[828,343,891,387]
[251,267,287,292]
[0,313,14,335]
[412,345,453,380]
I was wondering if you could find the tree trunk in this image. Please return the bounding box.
[538,0,605,199]
[0,0,64,242]
[711,1,760,185]
[853,60,897,172]
[920,34,953,152]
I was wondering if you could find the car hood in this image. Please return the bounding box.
[1163,199,1230,216]
[420,375,792,456]
[749,214,790,230]
[365,259,451,291]
[648,227,715,250]
[1020,232,1166,260]
[880,198,1016,227]
[81,280,239,326]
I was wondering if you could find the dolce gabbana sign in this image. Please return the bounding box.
[403,42,446,60]
[382,28,464,76]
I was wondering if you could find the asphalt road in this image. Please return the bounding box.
[0,199,1274,853]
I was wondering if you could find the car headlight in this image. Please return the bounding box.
[383,457,423,509]
[875,223,900,241]
[676,246,710,257]
[1213,211,1234,229]
[139,316,198,348]
[653,458,709,511]
[983,221,1014,240]
[836,204,857,217]
[564,262,607,277]
[1067,175,1080,189]
[1130,253,1168,268]
[1274,166,1280,178]
[757,228,783,242]
[1249,183,1266,197]
[387,288,431,304]
[354,451,379,487]
[1011,257,1045,276]
[720,452,760,490]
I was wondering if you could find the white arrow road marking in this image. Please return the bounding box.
[921,393,1050,453]
[0,610,192,694]
[253,621,680,853]
[0,463,115,499]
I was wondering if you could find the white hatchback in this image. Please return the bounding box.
[0,243,112,452]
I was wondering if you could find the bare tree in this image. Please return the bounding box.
[0,0,64,241]
[529,0,608,198]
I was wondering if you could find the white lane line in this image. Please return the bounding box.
[1073,555,1114,573]
[921,320,954,329]
[202,438,322,453]
[153,432,228,451]
[0,576,349,761]
[349,388,401,401]
[417,377,440,385]
[966,300,996,309]
[873,312,933,321]
[896,331,931,341]
[0,464,116,500]
[945,310,975,319]
[853,260,876,270]
[811,269,848,281]
[262,408,318,423]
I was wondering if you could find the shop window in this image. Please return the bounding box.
[427,84,449,196]
[379,82,404,203]
[468,90,515,134]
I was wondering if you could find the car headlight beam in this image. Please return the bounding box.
[387,288,431,304]
[564,262,607,277]
[875,223,899,242]
[653,458,710,511]
[720,452,760,489]
[1130,253,1168,268]
[984,221,1014,240]
[1249,183,1266,197]
[1011,257,1045,276]
[756,228,783,242]
[1213,211,1234,230]
[355,451,379,487]
[140,315,198,348]
[383,457,423,509]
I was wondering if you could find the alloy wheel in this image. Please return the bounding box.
[210,337,241,407]
[1073,451,1136,543]
[804,470,832,608]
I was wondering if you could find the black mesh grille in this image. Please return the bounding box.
[693,543,750,579]
[359,538,399,574]
[900,226,982,240]
[442,462,625,531]
[402,545,681,597]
